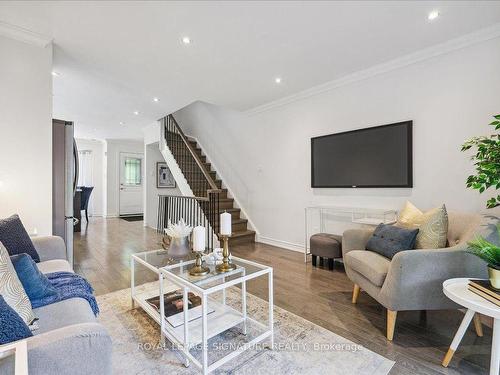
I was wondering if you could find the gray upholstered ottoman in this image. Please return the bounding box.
[310,233,342,270]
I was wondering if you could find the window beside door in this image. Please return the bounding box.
[123,157,142,186]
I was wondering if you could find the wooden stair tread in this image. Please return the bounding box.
[219,230,255,238]
[219,207,240,212]
[165,123,254,244]
[214,217,247,223]
[232,218,247,224]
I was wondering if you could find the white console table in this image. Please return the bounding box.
[304,206,398,262]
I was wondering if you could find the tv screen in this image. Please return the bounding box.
[311,121,412,188]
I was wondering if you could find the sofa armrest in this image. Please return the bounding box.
[32,236,67,261]
[342,228,374,256]
[0,323,112,375]
[379,246,488,311]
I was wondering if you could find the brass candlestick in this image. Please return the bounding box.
[189,252,210,276]
[216,235,236,273]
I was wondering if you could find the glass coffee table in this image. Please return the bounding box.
[130,249,196,322]
[130,249,274,375]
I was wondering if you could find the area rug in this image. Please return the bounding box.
[96,285,394,374]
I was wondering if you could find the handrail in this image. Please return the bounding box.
[166,115,220,193]
[160,114,222,240]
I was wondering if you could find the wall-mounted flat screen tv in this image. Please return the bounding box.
[311,121,413,188]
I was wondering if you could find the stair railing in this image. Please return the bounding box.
[158,114,221,250]
[162,114,219,197]
[157,193,219,251]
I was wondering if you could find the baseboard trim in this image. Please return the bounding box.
[256,235,304,253]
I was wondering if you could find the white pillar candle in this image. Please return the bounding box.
[192,226,206,252]
[220,211,232,236]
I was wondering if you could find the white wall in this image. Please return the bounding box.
[144,142,182,229]
[174,37,500,250]
[75,138,105,216]
[0,36,52,235]
[104,139,144,217]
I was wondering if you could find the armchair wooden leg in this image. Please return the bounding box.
[387,310,397,341]
[473,313,484,337]
[442,348,455,367]
[352,284,360,304]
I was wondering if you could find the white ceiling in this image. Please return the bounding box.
[1,1,500,139]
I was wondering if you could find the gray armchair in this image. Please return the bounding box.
[342,212,499,341]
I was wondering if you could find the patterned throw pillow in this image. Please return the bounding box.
[0,242,37,327]
[396,201,448,249]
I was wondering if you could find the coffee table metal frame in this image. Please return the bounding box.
[130,250,273,375]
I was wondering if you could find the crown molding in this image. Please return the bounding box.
[0,21,52,48]
[245,23,500,116]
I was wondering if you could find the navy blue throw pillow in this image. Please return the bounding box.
[0,295,33,344]
[10,254,58,301]
[366,223,419,259]
[0,215,40,262]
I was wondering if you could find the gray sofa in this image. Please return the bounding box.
[0,236,112,374]
[343,212,499,341]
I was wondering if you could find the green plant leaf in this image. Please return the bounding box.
[463,114,500,208]
[467,227,500,268]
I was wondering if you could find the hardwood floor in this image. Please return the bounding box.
[74,217,163,295]
[75,217,492,375]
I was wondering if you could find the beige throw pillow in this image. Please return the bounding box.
[397,201,448,249]
[0,242,37,326]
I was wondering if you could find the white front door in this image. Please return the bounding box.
[119,152,144,216]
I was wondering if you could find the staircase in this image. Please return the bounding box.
[159,114,255,246]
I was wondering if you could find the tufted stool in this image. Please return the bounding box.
[310,233,342,270]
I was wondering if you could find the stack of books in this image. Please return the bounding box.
[146,290,214,328]
[468,279,500,307]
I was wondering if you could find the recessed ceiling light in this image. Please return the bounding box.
[181,36,191,45]
[275,77,282,84]
[133,111,139,115]
[428,10,439,21]
[51,71,60,77]
[153,97,159,102]
[119,121,124,125]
